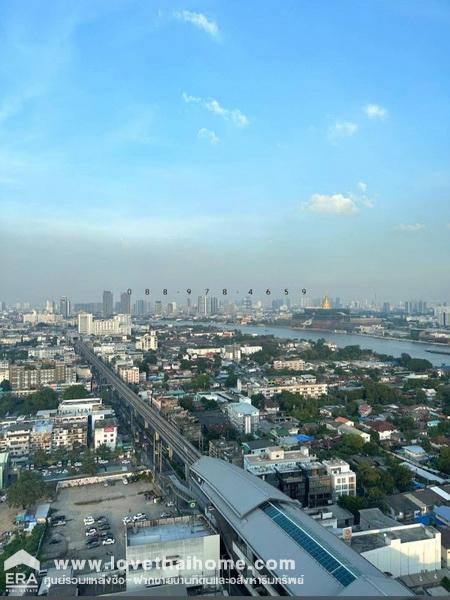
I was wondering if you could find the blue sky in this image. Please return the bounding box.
[1,0,449,302]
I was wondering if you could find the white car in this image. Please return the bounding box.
[122,516,133,524]
[133,513,146,521]
[166,501,175,507]
[102,537,115,545]
[122,477,128,485]
[85,528,98,537]
[84,516,95,526]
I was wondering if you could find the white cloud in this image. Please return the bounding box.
[302,193,359,215]
[396,223,425,232]
[182,92,249,127]
[364,103,388,119]
[329,121,358,140]
[354,181,375,208]
[174,11,219,38]
[197,128,219,145]
[357,181,368,192]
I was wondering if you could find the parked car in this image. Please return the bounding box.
[122,477,128,485]
[102,537,115,545]
[85,528,98,537]
[122,516,133,525]
[160,512,171,518]
[133,513,147,521]
[84,516,95,526]
[166,501,175,507]
[86,540,100,548]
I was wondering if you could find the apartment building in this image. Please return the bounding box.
[77,313,131,336]
[52,421,88,450]
[136,332,158,351]
[226,401,260,434]
[93,418,118,450]
[247,380,327,399]
[118,365,140,384]
[8,363,76,391]
[273,358,306,371]
[323,459,357,498]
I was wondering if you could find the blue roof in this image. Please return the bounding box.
[403,445,426,454]
[296,434,314,442]
[434,505,450,522]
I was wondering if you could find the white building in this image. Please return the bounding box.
[323,459,356,498]
[58,397,104,416]
[244,446,311,477]
[273,359,306,371]
[247,381,327,399]
[337,424,371,443]
[226,402,260,434]
[94,418,118,450]
[118,365,140,384]
[350,524,441,577]
[77,313,131,336]
[136,331,158,351]
[23,310,62,325]
[125,515,220,592]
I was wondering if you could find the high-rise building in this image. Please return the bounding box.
[59,297,71,318]
[436,306,450,327]
[197,295,208,316]
[134,299,145,316]
[120,291,131,314]
[242,296,252,314]
[102,290,113,317]
[154,300,162,316]
[210,297,218,315]
[45,299,55,313]
[167,302,176,315]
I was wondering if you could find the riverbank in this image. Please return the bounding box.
[157,319,450,367]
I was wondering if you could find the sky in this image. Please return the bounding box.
[0,0,449,304]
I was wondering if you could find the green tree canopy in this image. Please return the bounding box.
[7,471,49,508]
[62,385,89,400]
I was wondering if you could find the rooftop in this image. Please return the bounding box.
[351,524,438,554]
[126,515,214,547]
[191,456,412,597]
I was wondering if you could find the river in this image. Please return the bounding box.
[158,320,450,367]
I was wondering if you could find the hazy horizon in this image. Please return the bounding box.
[1,0,449,303]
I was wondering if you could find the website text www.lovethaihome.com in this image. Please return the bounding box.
[6,553,304,592]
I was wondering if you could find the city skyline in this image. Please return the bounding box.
[1,0,450,302]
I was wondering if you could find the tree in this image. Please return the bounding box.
[340,433,365,455]
[399,353,432,373]
[188,374,210,391]
[82,450,97,475]
[62,385,89,400]
[32,448,51,468]
[390,464,413,492]
[338,494,366,519]
[7,472,48,508]
[96,444,112,462]
[437,447,450,474]
[225,372,238,388]
[0,379,11,392]
[24,387,58,413]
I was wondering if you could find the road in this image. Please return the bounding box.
[74,340,201,468]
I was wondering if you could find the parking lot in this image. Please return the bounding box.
[42,479,176,572]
